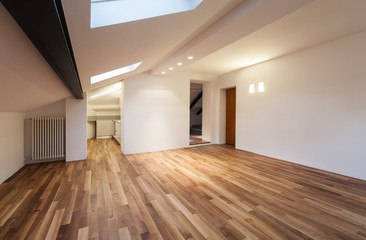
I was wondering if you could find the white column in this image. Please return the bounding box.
[66,96,87,161]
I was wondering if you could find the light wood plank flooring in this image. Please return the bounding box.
[1,139,366,239]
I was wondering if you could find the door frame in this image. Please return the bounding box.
[225,87,236,145]
[189,80,213,145]
[219,86,236,146]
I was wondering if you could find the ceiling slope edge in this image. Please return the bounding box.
[151,0,314,76]
[147,0,243,72]
[2,0,84,99]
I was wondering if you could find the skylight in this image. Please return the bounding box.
[90,61,142,84]
[91,0,204,28]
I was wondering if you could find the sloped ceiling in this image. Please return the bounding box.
[0,3,72,112]
[182,0,366,75]
[2,0,366,112]
[62,0,242,92]
[61,0,312,92]
[87,82,121,113]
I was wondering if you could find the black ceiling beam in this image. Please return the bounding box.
[1,0,84,99]
[190,91,202,109]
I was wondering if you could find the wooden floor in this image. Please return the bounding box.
[190,130,210,146]
[1,139,366,239]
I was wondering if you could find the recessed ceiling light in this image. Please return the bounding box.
[177,62,182,66]
[169,67,174,70]
[187,56,193,60]
[91,61,142,84]
[162,71,166,74]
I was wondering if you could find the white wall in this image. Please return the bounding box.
[95,110,120,116]
[87,121,96,139]
[66,97,87,161]
[87,108,120,117]
[217,30,366,180]
[202,81,215,142]
[123,73,190,154]
[0,113,25,183]
[120,81,125,152]
[25,99,65,118]
[87,107,97,117]
[96,120,114,137]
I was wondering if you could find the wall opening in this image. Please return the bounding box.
[87,82,122,147]
[189,82,208,145]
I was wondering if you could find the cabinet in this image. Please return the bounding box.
[113,120,121,144]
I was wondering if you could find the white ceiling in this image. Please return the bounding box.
[151,0,313,75]
[61,0,314,92]
[87,81,121,113]
[0,4,72,112]
[182,0,366,75]
[62,0,242,92]
[2,0,366,112]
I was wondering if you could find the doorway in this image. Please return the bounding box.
[189,83,209,145]
[226,87,236,145]
[86,82,122,146]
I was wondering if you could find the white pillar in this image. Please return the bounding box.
[66,96,87,161]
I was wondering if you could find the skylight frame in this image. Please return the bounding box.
[91,0,204,28]
[90,61,142,84]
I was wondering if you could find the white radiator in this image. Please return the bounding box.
[25,118,65,162]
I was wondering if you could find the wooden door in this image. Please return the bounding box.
[226,88,236,145]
